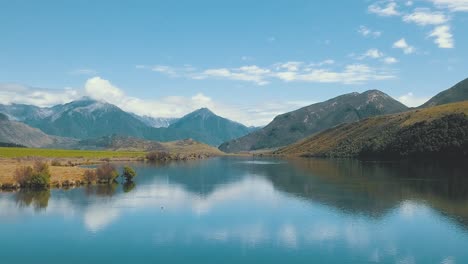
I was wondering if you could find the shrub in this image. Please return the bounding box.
[146,151,171,161]
[51,159,61,166]
[96,163,119,184]
[14,160,51,188]
[84,170,97,184]
[14,166,34,186]
[122,166,137,182]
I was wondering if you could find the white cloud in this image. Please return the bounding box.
[357,25,382,38]
[141,61,395,86]
[279,61,303,72]
[429,0,468,12]
[195,65,271,86]
[393,38,416,54]
[0,77,312,126]
[361,48,385,59]
[403,8,449,25]
[428,25,454,48]
[383,57,399,64]
[368,1,401,16]
[84,77,219,118]
[0,84,80,107]
[275,64,395,84]
[84,77,311,126]
[397,92,430,107]
[406,1,414,6]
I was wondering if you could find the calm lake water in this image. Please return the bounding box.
[1,157,468,264]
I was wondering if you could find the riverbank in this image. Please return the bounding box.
[0,146,227,190]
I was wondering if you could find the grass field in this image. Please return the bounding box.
[0,147,146,158]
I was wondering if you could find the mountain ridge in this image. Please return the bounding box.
[421,78,468,108]
[219,89,409,153]
[274,101,468,158]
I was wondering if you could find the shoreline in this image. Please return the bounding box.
[0,151,225,190]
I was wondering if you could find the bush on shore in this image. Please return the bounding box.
[96,163,119,184]
[14,160,51,189]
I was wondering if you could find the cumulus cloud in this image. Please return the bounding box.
[0,84,81,107]
[393,38,415,54]
[357,25,382,38]
[428,25,454,48]
[84,77,218,118]
[85,77,312,125]
[397,92,430,107]
[0,77,312,126]
[368,1,401,16]
[403,8,449,25]
[429,0,468,12]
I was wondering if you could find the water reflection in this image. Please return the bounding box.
[0,157,468,263]
[123,182,136,193]
[15,189,50,211]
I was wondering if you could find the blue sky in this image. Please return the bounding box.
[0,0,467,125]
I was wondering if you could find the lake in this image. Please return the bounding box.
[1,157,468,264]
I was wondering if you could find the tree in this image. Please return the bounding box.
[122,166,137,183]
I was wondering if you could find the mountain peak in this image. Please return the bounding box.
[185,107,216,119]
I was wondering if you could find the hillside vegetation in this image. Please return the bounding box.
[275,101,468,159]
[220,90,408,153]
[421,78,468,108]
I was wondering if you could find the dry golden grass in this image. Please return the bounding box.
[401,101,468,126]
[0,158,88,185]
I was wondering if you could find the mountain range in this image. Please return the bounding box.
[219,90,408,153]
[275,101,468,158]
[0,98,253,147]
[1,77,468,152]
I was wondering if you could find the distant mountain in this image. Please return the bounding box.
[32,98,151,139]
[0,113,77,148]
[132,114,179,128]
[219,90,408,153]
[0,103,53,124]
[146,108,253,146]
[275,101,468,159]
[421,78,468,108]
[0,99,252,146]
[0,98,150,139]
